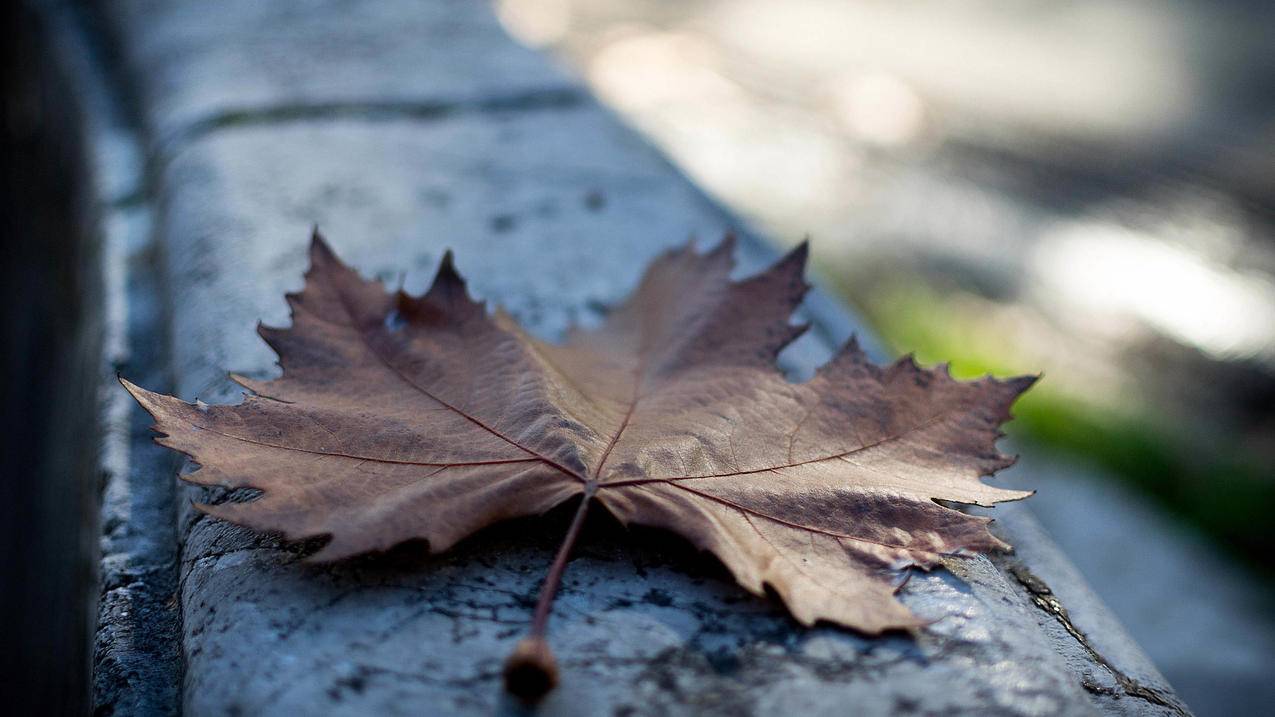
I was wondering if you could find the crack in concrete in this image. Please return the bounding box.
[155,87,590,163]
[1006,562,1190,715]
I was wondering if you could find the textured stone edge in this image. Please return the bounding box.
[40,1,185,713]
[991,506,1190,715]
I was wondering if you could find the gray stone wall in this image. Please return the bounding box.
[64,1,1190,714]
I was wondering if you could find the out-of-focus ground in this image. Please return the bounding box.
[494,1,1275,714]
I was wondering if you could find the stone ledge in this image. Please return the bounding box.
[84,0,1188,714]
[99,0,578,147]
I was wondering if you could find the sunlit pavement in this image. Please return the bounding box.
[496,1,1275,714]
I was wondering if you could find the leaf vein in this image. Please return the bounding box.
[304,277,586,482]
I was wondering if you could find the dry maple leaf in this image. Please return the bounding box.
[123,231,1035,700]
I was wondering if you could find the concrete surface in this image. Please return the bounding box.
[71,0,1190,714]
[1004,456,1275,716]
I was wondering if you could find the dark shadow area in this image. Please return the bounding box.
[0,0,101,712]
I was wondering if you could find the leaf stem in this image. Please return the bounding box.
[503,486,594,701]
[530,487,593,637]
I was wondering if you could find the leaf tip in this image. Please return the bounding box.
[790,237,811,262]
[420,249,486,316]
[771,239,811,282]
[119,376,161,410]
[503,636,559,703]
[698,232,738,273]
[1009,372,1041,392]
[430,249,465,291]
[308,227,335,260]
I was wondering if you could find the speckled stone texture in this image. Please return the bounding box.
[82,0,1189,714]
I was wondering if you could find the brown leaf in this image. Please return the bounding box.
[124,231,1034,697]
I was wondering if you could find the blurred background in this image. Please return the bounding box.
[493,1,1275,714]
[4,1,1272,714]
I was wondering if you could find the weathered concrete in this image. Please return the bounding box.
[96,0,582,148]
[1002,456,1275,715]
[81,0,1189,714]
